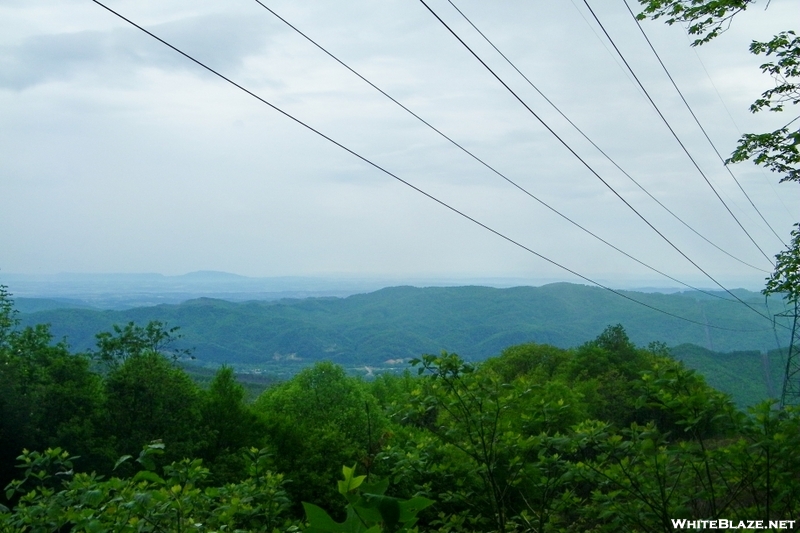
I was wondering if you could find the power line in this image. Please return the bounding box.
[443,0,770,276]
[249,0,737,302]
[686,30,798,225]
[417,0,775,323]
[567,0,646,97]
[581,0,776,267]
[90,0,771,333]
[622,0,787,247]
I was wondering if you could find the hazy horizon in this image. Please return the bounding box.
[2,0,797,297]
[1,268,769,295]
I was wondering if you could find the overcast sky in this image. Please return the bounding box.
[1,0,797,290]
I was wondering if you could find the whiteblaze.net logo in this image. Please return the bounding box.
[671,518,796,530]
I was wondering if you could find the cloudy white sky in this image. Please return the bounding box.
[1,0,797,290]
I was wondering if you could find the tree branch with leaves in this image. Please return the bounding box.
[638,0,798,301]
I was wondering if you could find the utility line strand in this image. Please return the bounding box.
[581,0,776,266]
[622,0,787,247]
[685,26,798,224]
[568,0,645,96]
[445,0,770,275]
[418,0,774,323]
[90,0,769,333]
[250,0,735,302]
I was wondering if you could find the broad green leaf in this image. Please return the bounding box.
[303,502,351,533]
[360,477,389,496]
[132,470,164,484]
[398,496,435,522]
[338,465,365,495]
[81,489,105,507]
[368,495,401,530]
[113,455,132,471]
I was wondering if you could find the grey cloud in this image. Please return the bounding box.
[1,0,795,283]
[0,31,108,89]
[0,12,279,90]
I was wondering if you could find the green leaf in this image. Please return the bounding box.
[113,455,133,471]
[337,464,366,495]
[398,496,435,521]
[82,489,105,507]
[360,477,389,496]
[364,494,400,530]
[303,502,348,532]
[132,470,165,484]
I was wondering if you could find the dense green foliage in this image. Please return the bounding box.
[4,286,800,532]
[17,285,790,372]
[303,464,433,533]
[1,445,295,533]
[253,362,387,510]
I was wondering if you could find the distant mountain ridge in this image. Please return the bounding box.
[5,271,753,309]
[16,283,790,368]
[1,271,400,309]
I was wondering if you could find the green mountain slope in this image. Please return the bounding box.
[17,283,789,369]
[669,344,787,407]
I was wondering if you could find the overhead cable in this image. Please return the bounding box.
[249,0,736,301]
[417,0,774,323]
[685,27,798,224]
[581,0,776,266]
[622,0,787,247]
[90,0,771,332]
[445,0,770,275]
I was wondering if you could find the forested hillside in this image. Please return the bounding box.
[17,284,790,371]
[669,344,786,408]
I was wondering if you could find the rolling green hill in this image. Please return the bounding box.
[10,282,795,405]
[17,283,789,368]
[668,344,787,407]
